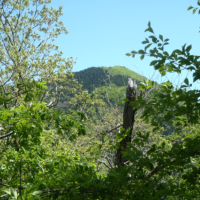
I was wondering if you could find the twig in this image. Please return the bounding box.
[0,182,8,187]
[105,156,113,168]
[106,124,122,134]
[0,131,14,140]
[97,160,111,169]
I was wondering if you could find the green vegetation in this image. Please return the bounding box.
[1,0,200,200]
[101,65,146,81]
[74,65,148,92]
[74,65,159,112]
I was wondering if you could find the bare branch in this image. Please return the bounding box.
[106,124,122,134]
[0,131,14,140]
[0,194,8,198]
[0,182,8,187]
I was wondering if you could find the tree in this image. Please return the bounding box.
[0,0,98,199]
[116,78,137,167]
[0,0,72,98]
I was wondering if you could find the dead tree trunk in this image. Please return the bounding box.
[116,78,137,167]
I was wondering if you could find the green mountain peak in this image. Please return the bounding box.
[74,65,148,92]
[100,65,147,82]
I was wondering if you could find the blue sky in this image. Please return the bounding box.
[50,0,200,88]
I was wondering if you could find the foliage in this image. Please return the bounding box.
[0,80,94,199]
[119,2,200,198]
[0,0,100,199]
[1,0,200,200]
[74,67,106,92]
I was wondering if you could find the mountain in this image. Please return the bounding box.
[73,65,158,107]
[74,65,148,92]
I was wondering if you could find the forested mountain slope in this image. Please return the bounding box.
[73,65,160,108]
[74,65,147,92]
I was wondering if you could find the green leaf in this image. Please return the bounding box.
[184,78,189,85]
[139,82,147,91]
[148,21,151,27]
[167,64,174,72]
[140,55,145,60]
[163,51,169,56]
[149,27,154,33]
[187,6,193,11]
[125,53,131,56]
[77,112,87,120]
[181,85,187,88]
[150,60,158,66]
[2,188,11,195]
[193,8,197,14]
[6,187,18,199]
[131,50,138,54]
[151,121,158,126]
[138,50,146,54]
[159,67,166,76]
[142,40,148,44]
[149,35,157,43]
[159,35,163,41]
[98,144,102,151]
[145,44,152,51]
[32,190,43,196]
[162,81,172,87]
[193,73,200,82]
[173,49,182,55]
[187,66,195,71]
[182,43,186,51]
[145,27,154,33]
[40,81,47,85]
[122,98,129,104]
[186,45,192,53]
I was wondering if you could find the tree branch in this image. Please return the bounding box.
[0,131,14,140]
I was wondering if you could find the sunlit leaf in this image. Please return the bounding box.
[140,55,145,60]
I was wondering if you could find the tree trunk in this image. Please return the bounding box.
[116,78,137,167]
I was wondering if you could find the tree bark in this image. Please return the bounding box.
[116,78,137,167]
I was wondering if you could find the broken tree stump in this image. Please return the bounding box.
[116,78,137,167]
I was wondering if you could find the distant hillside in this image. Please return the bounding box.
[74,65,147,92]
